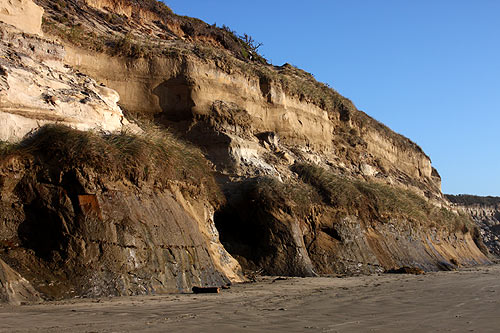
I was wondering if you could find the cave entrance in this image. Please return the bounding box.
[153,75,195,122]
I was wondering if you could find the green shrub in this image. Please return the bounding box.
[0,140,13,155]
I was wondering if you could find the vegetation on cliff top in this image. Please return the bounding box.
[38,0,426,157]
[446,194,500,207]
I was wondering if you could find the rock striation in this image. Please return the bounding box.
[35,0,491,273]
[0,0,243,302]
[0,22,126,141]
[447,194,500,257]
[0,125,243,300]
[38,0,488,276]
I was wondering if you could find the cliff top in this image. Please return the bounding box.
[35,0,428,158]
[446,194,500,207]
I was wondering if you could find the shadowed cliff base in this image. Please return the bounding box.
[0,124,242,301]
[215,165,489,277]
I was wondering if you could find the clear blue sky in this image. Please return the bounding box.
[165,1,500,196]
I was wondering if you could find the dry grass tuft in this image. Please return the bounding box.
[1,124,223,204]
[237,177,321,216]
[292,163,474,232]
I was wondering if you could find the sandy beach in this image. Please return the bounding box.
[1,265,500,332]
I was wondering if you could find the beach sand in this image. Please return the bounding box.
[1,265,500,332]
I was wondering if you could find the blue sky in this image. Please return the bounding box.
[166,1,500,196]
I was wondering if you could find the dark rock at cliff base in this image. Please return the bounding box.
[215,175,490,277]
[385,266,426,275]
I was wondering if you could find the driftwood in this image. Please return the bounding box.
[192,286,220,294]
[385,266,425,275]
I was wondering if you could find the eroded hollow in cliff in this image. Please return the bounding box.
[214,185,271,273]
[18,198,70,262]
[214,177,318,277]
[153,75,195,122]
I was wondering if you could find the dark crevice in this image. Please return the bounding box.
[320,225,342,242]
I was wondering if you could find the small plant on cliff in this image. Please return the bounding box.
[109,33,149,58]
[240,33,263,53]
[0,140,13,155]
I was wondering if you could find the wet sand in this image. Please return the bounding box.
[1,265,500,332]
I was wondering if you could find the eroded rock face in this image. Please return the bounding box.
[0,258,41,304]
[0,23,125,142]
[0,137,243,300]
[216,179,489,276]
[447,195,500,256]
[0,0,247,301]
[0,0,44,36]
[0,0,489,294]
[36,0,440,197]
[62,47,442,201]
[43,0,488,276]
[31,0,439,199]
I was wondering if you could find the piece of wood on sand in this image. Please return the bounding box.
[192,286,220,294]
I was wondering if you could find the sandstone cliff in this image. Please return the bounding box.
[0,0,492,302]
[0,20,125,141]
[0,0,243,302]
[0,125,243,300]
[0,0,43,36]
[36,0,486,272]
[447,194,500,257]
[40,0,441,200]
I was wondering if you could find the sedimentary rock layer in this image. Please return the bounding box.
[0,126,243,300]
[34,0,489,276]
[447,194,500,256]
[0,23,126,141]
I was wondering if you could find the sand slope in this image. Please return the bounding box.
[1,265,500,332]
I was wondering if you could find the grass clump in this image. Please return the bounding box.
[0,140,14,155]
[1,124,222,203]
[234,177,321,216]
[108,33,151,58]
[292,163,474,232]
[130,0,173,16]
